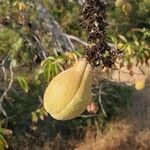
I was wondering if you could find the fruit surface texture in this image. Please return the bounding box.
[44,59,93,120]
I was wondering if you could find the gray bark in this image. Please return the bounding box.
[36,1,75,52]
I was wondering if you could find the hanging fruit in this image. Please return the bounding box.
[44,59,93,120]
[44,0,118,121]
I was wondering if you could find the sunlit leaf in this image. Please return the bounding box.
[11,38,23,52]
[31,112,38,123]
[0,128,12,135]
[119,35,127,43]
[17,76,29,93]
[122,2,132,16]
[0,134,8,149]
[39,115,44,121]
[18,2,29,11]
[10,59,18,68]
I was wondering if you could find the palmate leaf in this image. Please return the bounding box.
[40,56,65,82]
[17,76,29,93]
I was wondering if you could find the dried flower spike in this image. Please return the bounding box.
[81,0,118,67]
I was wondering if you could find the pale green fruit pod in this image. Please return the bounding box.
[44,59,93,120]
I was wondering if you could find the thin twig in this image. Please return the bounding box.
[36,1,75,51]
[98,85,107,118]
[65,33,116,48]
[65,34,88,46]
[33,35,47,59]
[138,66,145,75]
[80,114,100,118]
[0,60,14,117]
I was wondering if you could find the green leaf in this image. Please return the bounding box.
[50,64,57,79]
[11,38,23,51]
[31,112,38,123]
[17,76,29,93]
[119,35,128,43]
[44,63,51,82]
[0,145,4,150]
[0,134,8,149]
[10,59,18,68]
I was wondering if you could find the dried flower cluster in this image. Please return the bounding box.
[81,0,118,67]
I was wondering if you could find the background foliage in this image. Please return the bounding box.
[0,0,149,149]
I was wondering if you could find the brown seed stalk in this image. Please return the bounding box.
[81,0,118,68]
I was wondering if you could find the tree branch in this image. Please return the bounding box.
[65,34,88,46]
[98,85,108,118]
[36,1,75,52]
[0,58,14,118]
